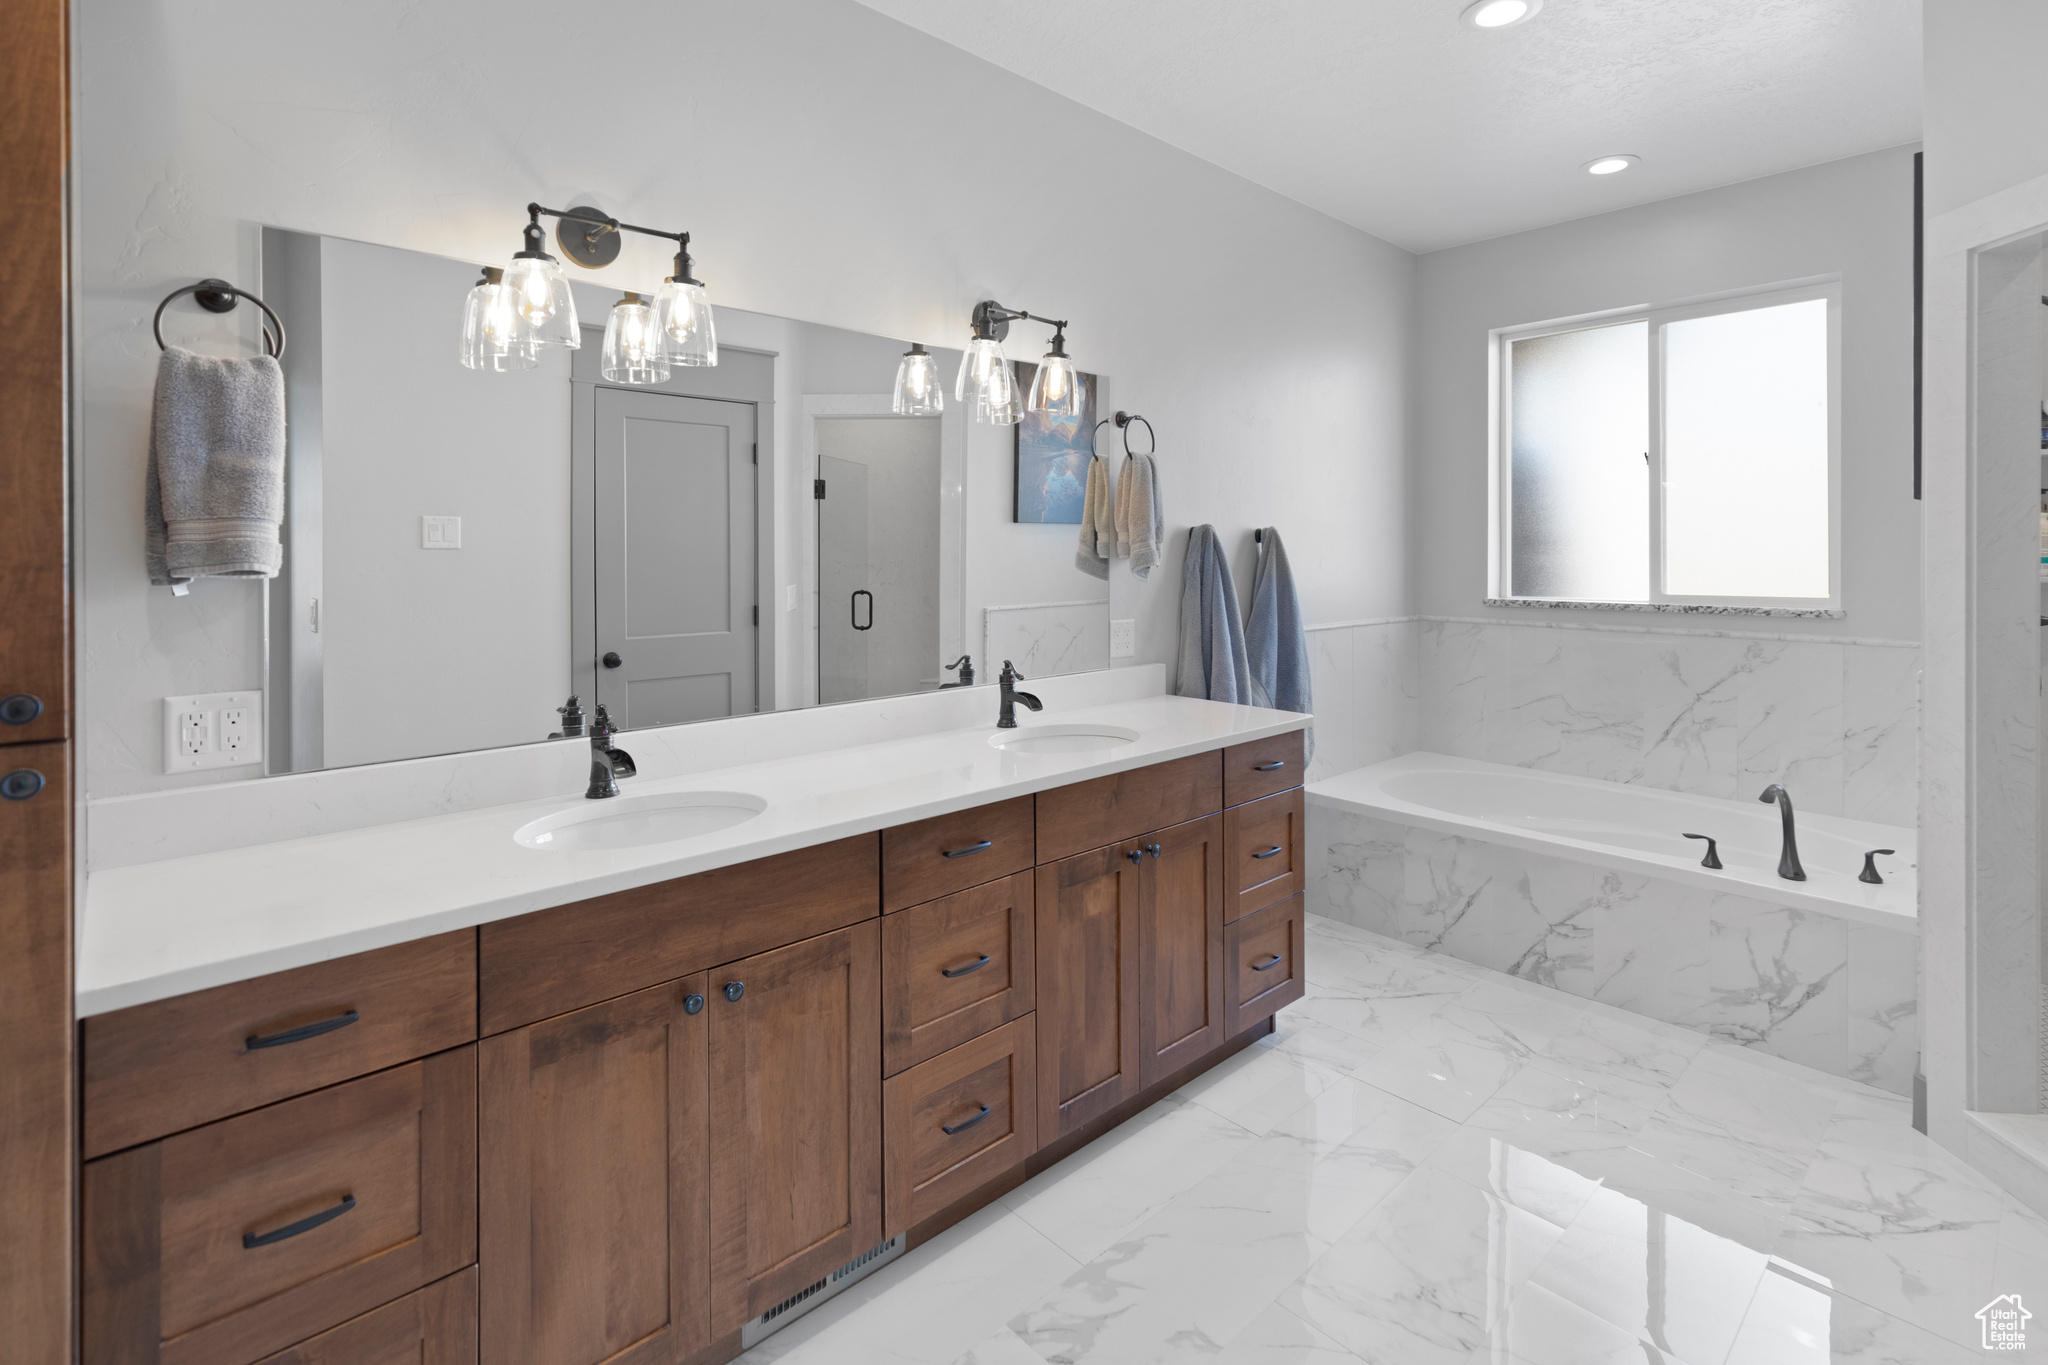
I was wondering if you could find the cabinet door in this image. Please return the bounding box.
[1138,814,1226,1087]
[479,976,710,1365]
[706,923,882,1338]
[1034,844,1142,1142]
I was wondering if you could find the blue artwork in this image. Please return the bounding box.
[1013,365,1097,524]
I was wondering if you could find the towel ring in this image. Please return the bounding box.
[1114,410,1155,456]
[1090,417,1113,461]
[153,279,286,360]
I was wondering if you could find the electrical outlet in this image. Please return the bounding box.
[162,691,264,772]
[421,515,462,549]
[1110,618,1136,659]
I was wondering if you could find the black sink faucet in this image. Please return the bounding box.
[587,704,637,799]
[1759,784,1805,880]
[941,655,975,688]
[997,660,1041,729]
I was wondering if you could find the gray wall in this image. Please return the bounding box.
[1923,0,2048,219]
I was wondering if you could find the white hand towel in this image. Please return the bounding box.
[1075,455,1110,579]
[146,345,287,591]
[1127,455,1164,579]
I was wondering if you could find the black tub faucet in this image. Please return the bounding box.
[997,660,1041,729]
[586,704,637,799]
[1759,785,1805,881]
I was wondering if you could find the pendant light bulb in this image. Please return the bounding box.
[1027,329,1081,418]
[653,243,718,367]
[956,333,1018,423]
[601,292,670,385]
[892,343,944,415]
[460,267,538,372]
[503,218,580,350]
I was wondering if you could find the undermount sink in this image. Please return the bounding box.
[988,723,1141,755]
[515,791,767,851]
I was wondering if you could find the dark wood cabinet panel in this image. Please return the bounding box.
[479,834,878,1034]
[479,976,709,1365]
[1034,751,1221,863]
[85,931,478,1158]
[882,796,1035,913]
[883,1015,1035,1236]
[881,870,1035,1075]
[83,1048,477,1365]
[1221,731,1304,808]
[1034,844,1142,1142]
[1226,895,1306,1039]
[706,924,882,1338]
[1138,815,1226,1087]
[1222,788,1305,925]
[249,1267,476,1365]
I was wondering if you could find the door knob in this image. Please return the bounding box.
[602,652,623,669]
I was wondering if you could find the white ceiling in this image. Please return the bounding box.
[854,0,1922,253]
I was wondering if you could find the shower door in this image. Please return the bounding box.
[815,416,941,705]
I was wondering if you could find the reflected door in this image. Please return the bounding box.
[816,417,941,705]
[818,454,870,705]
[595,389,756,726]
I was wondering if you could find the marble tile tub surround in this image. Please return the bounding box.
[1303,617,1421,785]
[732,916,2044,1365]
[1309,800,1918,1097]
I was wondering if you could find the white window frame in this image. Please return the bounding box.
[1487,277,1843,613]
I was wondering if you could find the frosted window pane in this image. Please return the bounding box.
[1509,322,1648,600]
[1663,299,1829,599]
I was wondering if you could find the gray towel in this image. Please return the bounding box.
[1246,527,1314,760]
[1175,525,1251,703]
[1114,453,1165,579]
[146,346,287,590]
[1075,454,1110,579]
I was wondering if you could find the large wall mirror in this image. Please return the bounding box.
[252,230,1112,773]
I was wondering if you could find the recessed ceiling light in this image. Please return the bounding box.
[1462,0,1541,28]
[1584,155,1639,176]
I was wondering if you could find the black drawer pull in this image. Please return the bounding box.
[941,954,992,979]
[246,1010,360,1051]
[243,1194,356,1248]
[941,1103,991,1135]
[1252,845,1284,860]
[1253,760,1287,771]
[941,840,993,859]
[1251,954,1284,972]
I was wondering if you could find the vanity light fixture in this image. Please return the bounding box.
[956,300,1073,425]
[1461,0,1541,27]
[652,239,717,368]
[601,293,670,386]
[503,211,581,350]
[892,343,944,415]
[458,266,538,372]
[1584,154,1639,175]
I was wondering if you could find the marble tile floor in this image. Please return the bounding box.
[738,915,2048,1364]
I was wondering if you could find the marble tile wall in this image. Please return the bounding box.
[1303,618,1421,784]
[982,601,1110,680]
[1309,804,1919,1095]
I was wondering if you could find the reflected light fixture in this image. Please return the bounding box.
[1584,154,1639,175]
[956,300,1073,425]
[1462,0,1540,27]
[892,342,944,415]
[459,266,537,372]
[601,293,670,386]
[653,237,717,368]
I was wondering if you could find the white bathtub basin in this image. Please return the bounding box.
[515,791,767,851]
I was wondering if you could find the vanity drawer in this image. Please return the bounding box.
[1225,896,1305,1039]
[1223,788,1305,923]
[1034,751,1222,863]
[249,1267,474,1365]
[82,1047,478,1365]
[84,930,478,1158]
[1223,730,1306,808]
[882,870,1035,1074]
[883,1015,1036,1235]
[883,795,1035,913]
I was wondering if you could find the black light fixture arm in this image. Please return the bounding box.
[530,202,687,249]
[971,298,1069,342]
[527,202,699,281]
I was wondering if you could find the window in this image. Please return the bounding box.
[1494,283,1838,610]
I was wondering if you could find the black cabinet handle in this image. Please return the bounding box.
[941,954,992,979]
[1146,843,1162,859]
[601,651,623,669]
[723,981,745,1002]
[243,1194,356,1248]
[942,841,993,859]
[1253,760,1287,771]
[0,694,43,726]
[246,1010,359,1051]
[1252,845,1284,860]
[683,993,705,1015]
[851,589,873,631]
[1126,849,1143,864]
[1251,954,1283,972]
[941,1103,991,1135]
[1,769,45,801]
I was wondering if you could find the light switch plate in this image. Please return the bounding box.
[162,691,264,772]
[421,515,462,549]
[1110,618,1136,659]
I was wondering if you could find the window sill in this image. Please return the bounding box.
[1484,597,1844,620]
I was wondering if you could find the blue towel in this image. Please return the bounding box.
[1246,527,1314,761]
[1175,525,1251,703]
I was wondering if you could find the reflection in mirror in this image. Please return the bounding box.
[256,230,1110,773]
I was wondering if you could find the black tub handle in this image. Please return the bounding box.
[941,1104,991,1136]
[942,840,993,859]
[243,1194,355,1248]
[1254,760,1287,771]
[1251,954,1283,972]
[941,954,992,979]
[1682,833,1723,870]
[1252,845,1284,860]
[1860,849,1897,885]
[246,1010,360,1051]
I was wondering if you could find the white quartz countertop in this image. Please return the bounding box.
[80,694,1307,1017]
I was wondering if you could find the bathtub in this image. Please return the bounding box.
[1308,753,1918,1094]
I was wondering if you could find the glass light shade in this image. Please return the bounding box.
[954,335,1005,401]
[503,253,581,349]
[600,294,670,386]
[891,346,944,415]
[1026,349,1082,417]
[653,277,718,367]
[955,336,1020,423]
[458,276,537,372]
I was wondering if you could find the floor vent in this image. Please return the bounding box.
[740,1235,903,1349]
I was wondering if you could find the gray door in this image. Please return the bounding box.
[594,388,756,726]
